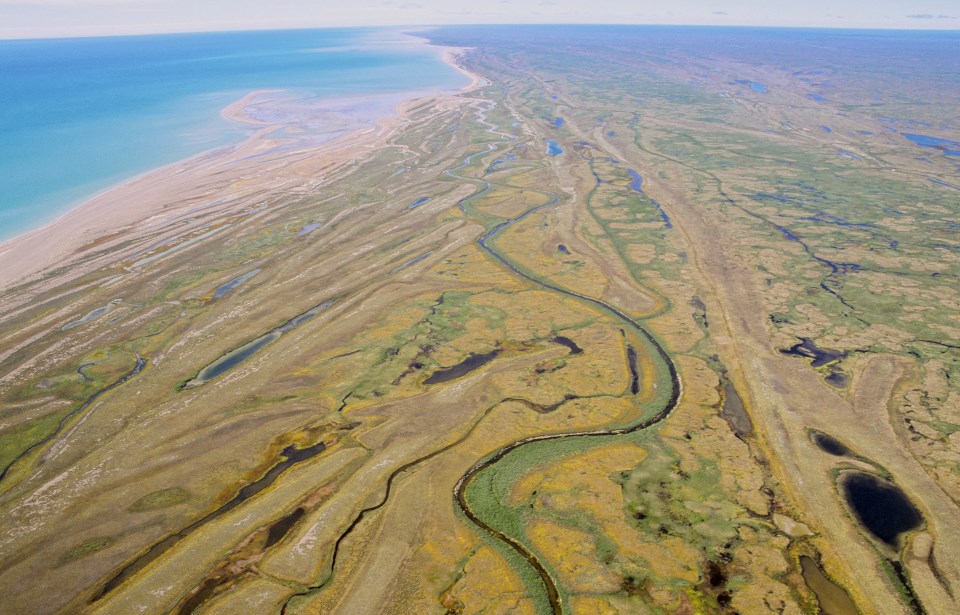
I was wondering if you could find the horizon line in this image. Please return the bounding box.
[2,21,959,42]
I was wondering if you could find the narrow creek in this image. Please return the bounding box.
[0,354,146,484]
[92,441,327,603]
[275,102,681,615]
[446,103,682,615]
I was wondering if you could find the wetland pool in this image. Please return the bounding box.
[840,472,923,547]
[800,556,859,615]
[406,197,431,210]
[424,350,501,384]
[721,382,752,436]
[811,431,851,457]
[779,337,845,368]
[903,133,960,156]
[213,269,260,300]
[185,299,335,387]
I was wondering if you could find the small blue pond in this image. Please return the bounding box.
[734,79,768,93]
[406,197,431,210]
[903,133,960,156]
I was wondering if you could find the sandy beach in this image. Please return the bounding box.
[0,41,481,296]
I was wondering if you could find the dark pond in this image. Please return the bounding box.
[553,117,565,128]
[626,345,640,395]
[779,338,845,368]
[811,431,851,456]
[213,269,260,300]
[841,472,923,547]
[424,350,501,384]
[824,371,849,388]
[265,507,306,548]
[721,382,752,436]
[557,244,570,254]
[552,336,583,354]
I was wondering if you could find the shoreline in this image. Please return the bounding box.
[0,37,481,290]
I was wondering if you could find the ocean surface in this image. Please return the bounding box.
[0,28,466,240]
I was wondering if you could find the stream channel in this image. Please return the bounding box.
[275,101,682,615]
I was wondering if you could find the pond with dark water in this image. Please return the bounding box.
[840,472,923,547]
[552,336,583,354]
[424,350,501,384]
[779,337,845,368]
[213,269,260,300]
[811,431,851,456]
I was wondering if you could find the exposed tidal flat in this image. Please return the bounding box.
[0,24,959,615]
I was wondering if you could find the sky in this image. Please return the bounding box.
[0,0,958,39]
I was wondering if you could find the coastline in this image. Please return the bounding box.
[0,37,480,291]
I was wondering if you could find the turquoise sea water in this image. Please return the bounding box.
[0,28,466,240]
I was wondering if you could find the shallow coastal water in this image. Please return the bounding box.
[0,28,467,240]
